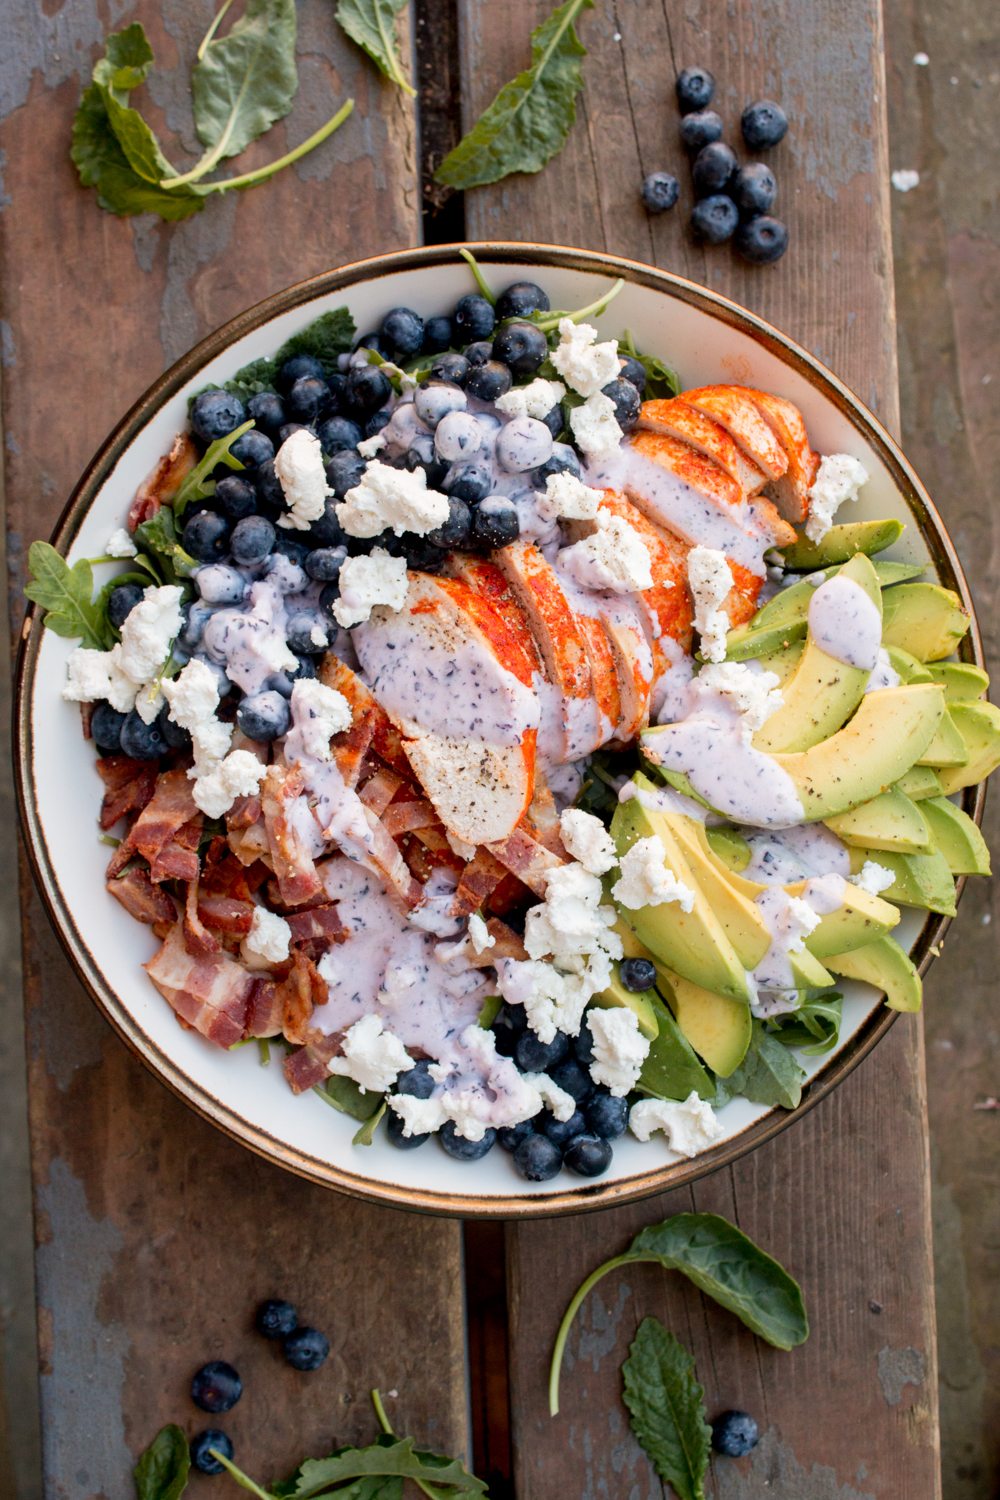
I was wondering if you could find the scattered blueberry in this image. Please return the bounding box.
[365,409,392,439]
[732,162,777,215]
[600,377,641,431]
[496,281,550,320]
[465,359,513,403]
[573,1020,595,1066]
[286,377,330,424]
[190,1429,233,1476]
[691,141,738,196]
[463,340,494,368]
[304,545,347,583]
[711,1410,760,1457]
[453,293,495,342]
[397,1058,436,1099]
[237,690,291,743]
[215,474,259,522]
[246,391,286,440]
[439,1122,496,1160]
[316,415,364,453]
[270,533,310,568]
[617,354,647,395]
[676,66,715,113]
[159,706,191,751]
[435,410,483,463]
[387,1110,429,1149]
[190,389,246,445]
[541,1109,588,1150]
[417,377,468,429]
[492,321,548,377]
[680,109,724,152]
[326,372,347,411]
[498,1117,536,1152]
[278,423,311,447]
[120,710,169,761]
[691,194,740,243]
[230,514,276,565]
[255,1298,298,1339]
[283,1327,331,1372]
[307,500,347,549]
[191,1360,243,1414]
[325,449,366,499]
[230,428,274,470]
[641,171,680,214]
[354,331,391,359]
[91,702,126,755]
[513,1132,563,1182]
[540,402,565,439]
[381,306,424,358]
[585,1091,629,1140]
[403,434,449,487]
[319,582,343,620]
[286,614,329,656]
[182,509,230,563]
[427,496,473,551]
[254,459,285,514]
[491,1001,528,1057]
[620,957,657,992]
[442,461,492,505]
[197,564,246,606]
[108,582,143,630]
[286,653,318,684]
[422,314,454,354]
[471,499,520,550]
[734,214,789,264]
[429,352,470,387]
[549,1057,594,1106]
[563,1133,613,1177]
[276,353,326,393]
[515,1029,569,1074]
[343,365,392,418]
[741,99,788,150]
[535,443,582,483]
[495,416,553,473]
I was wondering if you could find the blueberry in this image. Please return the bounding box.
[159,705,191,751]
[403,435,449,487]
[465,359,513,403]
[287,653,317,683]
[396,1058,435,1098]
[513,1132,563,1181]
[741,99,788,150]
[422,314,454,354]
[286,613,329,656]
[197,564,246,606]
[549,1057,594,1105]
[215,474,258,522]
[230,514,276,565]
[91,702,126,754]
[429,352,470,387]
[387,1110,429,1149]
[120,710,168,761]
[514,1029,569,1073]
[471,499,520,550]
[237,690,291,742]
[680,109,724,152]
[540,402,565,439]
[416,382,468,431]
[108,582,143,630]
[453,293,495,342]
[463,340,493,368]
[496,416,553,473]
[255,459,285,514]
[443,462,492,505]
[691,194,740,244]
[735,214,789,265]
[435,410,483,463]
[316,415,363,454]
[620,957,657,992]
[286,377,331,424]
[496,281,550,320]
[343,365,392,418]
[305,545,347,582]
[326,372,346,411]
[182,509,230,563]
[617,355,647,395]
[534,442,582,483]
[492,321,547,377]
[354,331,391,358]
[641,171,680,214]
[676,66,715,113]
[256,1298,298,1339]
[191,1360,242,1414]
[427,496,473,550]
[585,1091,628,1140]
[319,582,343,621]
[692,141,737,196]
[325,449,366,499]
[276,353,326,393]
[366,409,392,439]
[278,423,312,447]
[541,1109,587,1150]
[246,391,286,440]
[711,1410,759,1457]
[190,389,247,444]
[307,501,347,549]
[492,1001,528,1057]
[271,533,310,568]
[563,1133,613,1177]
[498,1118,536,1152]
[283,1326,330,1372]
[230,428,274,470]
[400,535,445,572]
[600,378,641,432]
[573,1020,595,1066]
[381,306,424,358]
[190,1429,233,1476]
[439,1122,496,1160]
[732,162,777,215]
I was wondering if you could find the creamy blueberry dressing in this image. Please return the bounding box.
[865,646,901,694]
[807,574,882,671]
[186,556,331,697]
[535,672,571,765]
[618,778,710,822]
[750,874,846,1013]
[653,636,695,722]
[742,824,851,884]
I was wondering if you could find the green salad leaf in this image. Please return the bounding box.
[133,1423,190,1500]
[619,330,681,400]
[190,0,299,176]
[768,992,843,1055]
[316,1075,385,1122]
[24,542,115,650]
[720,1020,807,1110]
[622,1319,710,1500]
[336,0,416,96]
[224,309,357,400]
[352,1101,387,1146]
[132,509,198,581]
[435,0,593,190]
[172,421,252,516]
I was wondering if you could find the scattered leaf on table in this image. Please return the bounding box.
[622,1318,710,1500]
[192,0,299,170]
[336,0,416,96]
[133,1423,190,1500]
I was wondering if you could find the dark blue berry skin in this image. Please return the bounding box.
[183,509,230,563]
[344,365,392,418]
[453,293,495,342]
[600,377,642,431]
[514,1132,563,1182]
[215,474,258,522]
[465,359,513,403]
[304,545,347,583]
[735,215,789,264]
[534,443,582,483]
[286,376,331,424]
[317,415,364,454]
[422,314,454,354]
[540,402,565,439]
[307,500,347,549]
[256,1298,298,1339]
[711,1410,759,1457]
[286,614,328,656]
[190,1429,233,1475]
[563,1133,613,1177]
[230,428,274,470]
[676,66,715,113]
[159,706,191,751]
[492,321,547,377]
[108,582,143,630]
[277,353,326,393]
[427,496,474,551]
[326,372,347,411]
[691,194,740,244]
[387,1111,429,1149]
[91,702,126,755]
[120,710,169,761]
[354,331,391,359]
[237,690,291,743]
[498,1117,536,1152]
[366,409,392,439]
[283,1327,330,1372]
[620,957,657,993]
[230,515,276,566]
[692,141,737,196]
[515,1029,569,1074]
[541,1109,587,1150]
[254,459,285,514]
[439,1122,496,1160]
[471,501,520,550]
[319,582,342,621]
[271,534,310,568]
[278,423,311,447]
[400,536,445,573]
[496,281,550,320]
[285,653,318,685]
[191,389,247,444]
[680,109,724,152]
[381,306,424,358]
[574,1021,595,1066]
[443,462,492,505]
[430,352,470,386]
[732,162,777,215]
[641,171,680,214]
[741,99,788,150]
[491,1001,528,1058]
[397,1058,435,1098]
[403,434,449,488]
[549,1057,594,1106]
[617,355,647,395]
[585,1091,629,1140]
[191,1361,243,1414]
[247,390,286,440]
[463,340,493,368]
[325,450,366,499]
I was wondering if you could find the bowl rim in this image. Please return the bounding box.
[13,240,987,1220]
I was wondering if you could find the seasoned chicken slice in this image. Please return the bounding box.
[745,389,820,522]
[638,397,768,496]
[629,429,745,510]
[681,385,790,480]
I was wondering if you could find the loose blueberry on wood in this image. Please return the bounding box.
[439,1122,497,1160]
[255,1299,298,1339]
[563,1133,613,1177]
[676,66,715,113]
[732,162,777,215]
[741,99,788,150]
[191,1361,243,1414]
[190,1429,233,1475]
[190,389,247,444]
[691,194,740,244]
[680,109,724,152]
[283,1327,331,1372]
[711,1410,760,1457]
[735,215,789,264]
[641,171,681,214]
[691,141,738,196]
[513,1132,563,1181]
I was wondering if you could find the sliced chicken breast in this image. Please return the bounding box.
[681,385,790,480]
[638,397,768,496]
[400,724,537,848]
[629,429,745,510]
[745,389,820,522]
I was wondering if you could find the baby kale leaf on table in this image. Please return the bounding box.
[191,0,298,174]
[133,1423,190,1500]
[336,0,416,97]
[25,542,116,650]
[622,1318,711,1500]
[435,0,593,190]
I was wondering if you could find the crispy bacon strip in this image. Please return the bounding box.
[150,815,202,884]
[454,847,510,916]
[106,868,177,926]
[285,902,346,961]
[228,821,271,867]
[486,824,566,897]
[245,978,285,1038]
[276,950,329,1045]
[358,766,405,816]
[196,891,255,937]
[97,756,159,831]
[318,658,386,787]
[128,431,198,530]
[145,923,254,1049]
[283,1034,344,1095]
[261,765,325,907]
[184,878,220,957]
[381,799,441,837]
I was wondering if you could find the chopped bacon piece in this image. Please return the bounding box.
[381,798,441,837]
[484,870,532,917]
[228,821,271,867]
[106,868,177,926]
[358,766,405,816]
[145,924,254,1049]
[201,845,255,902]
[317,658,389,787]
[128,431,198,531]
[261,766,325,908]
[283,1034,344,1095]
[486,824,566,896]
[275,950,329,1045]
[481,918,528,963]
[245,977,285,1037]
[454,847,511,915]
[285,902,346,962]
[184,879,220,957]
[227,793,262,830]
[196,892,255,937]
[358,807,424,906]
[96,756,159,830]
[150,815,202,884]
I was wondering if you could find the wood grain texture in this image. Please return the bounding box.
[0,5,469,1497]
[457,1,942,1494]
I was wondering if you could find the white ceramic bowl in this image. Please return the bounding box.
[14,244,984,1217]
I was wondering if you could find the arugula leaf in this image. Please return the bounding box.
[622,1319,710,1500]
[25,541,115,649]
[549,1211,808,1413]
[768,993,843,1055]
[435,0,593,190]
[172,421,252,516]
[352,1100,387,1146]
[336,0,416,97]
[224,309,356,399]
[191,0,299,174]
[316,1075,385,1122]
[133,1424,190,1500]
[726,1020,806,1109]
[619,330,681,400]
[132,510,198,581]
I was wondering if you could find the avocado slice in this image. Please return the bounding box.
[750,640,804,686]
[825,786,932,853]
[593,963,661,1040]
[896,764,944,801]
[916,706,970,768]
[661,811,771,969]
[705,826,752,871]
[779,517,904,570]
[783,878,901,956]
[636,992,715,1101]
[847,846,957,917]
[726,560,925,662]
[753,554,882,753]
[880,582,971,661]
[825,936,922,1013]
[886,645,933,684]
[919,797,992,876]
[659,970,753,1077]
[935,702,1000,794]
[925,661,989,702]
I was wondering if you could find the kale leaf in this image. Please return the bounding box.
[24,542,116,650]
[336,0,416,97]
[224,309,356,399]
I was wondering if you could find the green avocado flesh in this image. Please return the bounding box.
[637,992,716,1100]
[825,787,933,853]
[825,936,922,1013]
[725,559,925,662]
[778,517,903,570]
[919,797,991,876]
[847,846,957,917]
[659,971,753,1078]
[880,582,971,661]
[935,702,1000,794]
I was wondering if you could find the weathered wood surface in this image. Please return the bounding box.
[458,2,942,1495]
[0,5,470,1497]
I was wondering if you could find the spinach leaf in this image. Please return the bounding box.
[218,1435,486,1498]
[132,509,198,581]
[726,1020,806,1109]
[191,0,299,174]
[621,1319,710,1500]
[25,541,115,649]
[336,0,416,97]
[224,309,356,399]
[768,993,843,1055]
[172,421,252,516]
[352,1100,387,1146]
[134,1424,190,1500]
[435,0,593,190]
[316,1076,385,1122]
[619,330,681,400]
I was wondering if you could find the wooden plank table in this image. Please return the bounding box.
[1,0,948,1494]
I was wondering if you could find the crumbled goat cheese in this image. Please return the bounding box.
[496,952,614,1046]
[557,512,653,593]
[550,319,619,397]
[495,377,566,421]
[242,905,291,964]
[782,894,823,951]
[628,1092,724,1155]
[467,913,495,955]
[333,548,409,628]
[687,545,733,663]
[534,470,603,523]
[105,527,137,558]
[521,1072,577,1122]
[852,860,896,896]
[588,1007,651,1096]
[288,678,352,762]
[559,808,618,876]
[162,658,234,777]
[426,1025,544,1141]
[692,661,783,732]
[388,1093,448,1138]
[192,748,266,818]
[63,647,138,712]
[524,864,623,966]
[62,584,183,722]
[891,168,920,193]
[612,835,695,912]
[569,392,624,460]
[274,428,331,531]
[357,431,387,459]
[337,459,450,539]
[328,1014,413,1094]
[804,454,870,543]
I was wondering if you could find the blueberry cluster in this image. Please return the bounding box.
[641,67,790,265]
